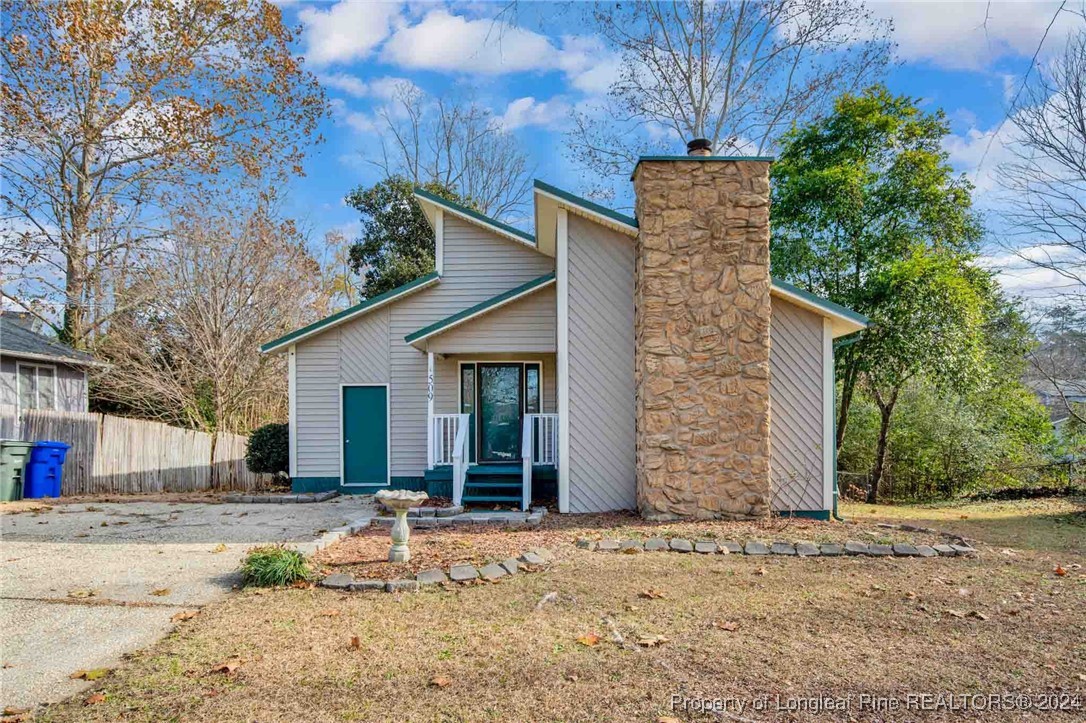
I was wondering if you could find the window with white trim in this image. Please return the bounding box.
[16,362,56,412]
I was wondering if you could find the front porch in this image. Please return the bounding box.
[426,410,559,511]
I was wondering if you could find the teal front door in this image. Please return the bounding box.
[477,364,522,462]
[342,385,388,485]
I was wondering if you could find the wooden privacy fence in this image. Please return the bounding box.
[0,405,271,495]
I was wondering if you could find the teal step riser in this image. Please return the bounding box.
[462,495,522,503]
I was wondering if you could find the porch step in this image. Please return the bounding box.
[466,464,523,477]
[464,480,522,489]
[461,495,522,503]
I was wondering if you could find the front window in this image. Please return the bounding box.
[525,363,541,414]
[17,363,56,412]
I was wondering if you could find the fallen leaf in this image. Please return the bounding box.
[150,588,170,597]
[211,543,227,553]
[67,588,97,599]
[291,579,314,589]
[636,634,669,647]
[1055,566,1067,577]
[565,674,579,682]
[349,636,361,650]
[69,668,110,681]
[755,567,767,576]
[210,659,241,675]
[3,707,29,716]
[1076,673,1086,682]
[966,611,989,621]
[639,588,665,600]
[318,609,341,617]
[576,633,601,647]
[904,592,917,600]
[658,718,683,723]
[170,610,198,623]
[83,693,106,706]
[946,609,966,618]
[712,620,740,631]
[959,514,969,519]
[429,675,452,688]
[624,604,640,613]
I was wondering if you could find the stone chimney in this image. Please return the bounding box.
[632,152,773,520]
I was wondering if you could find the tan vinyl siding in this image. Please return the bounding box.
[433,354,556,415]
[293,215,553,479]
[0,356,87,413]
[424,285,556,354]
[294,333,342,477]
[566,215,637,512]
[769,297,826,511]
[387,218,553,477]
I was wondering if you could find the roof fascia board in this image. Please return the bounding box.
[533,181,638,237]
[0,349,107,368]
[405,273,556,346]
[413,188,537,249]
[261,272,440,353]
[770,280,869,337]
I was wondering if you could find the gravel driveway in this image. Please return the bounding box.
[0,498,373,710]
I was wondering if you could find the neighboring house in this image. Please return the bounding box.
[1023,379,1086,425]
[0,312,101,414]
[262,151,869,519]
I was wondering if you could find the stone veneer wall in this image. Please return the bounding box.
[632,159,773,519]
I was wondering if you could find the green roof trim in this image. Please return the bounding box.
[414,187,535,245]
[533,180,638,230]
[261,271,441,352]
[405,272,556,344]
[770,278,870,326]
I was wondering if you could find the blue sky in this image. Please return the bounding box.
[275,1,1083,303]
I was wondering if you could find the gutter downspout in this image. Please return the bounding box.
[831,333,863,522]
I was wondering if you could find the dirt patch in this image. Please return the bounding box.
[314,510,947,580]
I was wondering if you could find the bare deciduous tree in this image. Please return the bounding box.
[371,82,532,219]
[95,195,322,434]
[999,28,1086,423]
[1,0,325,347]
[568,0,892,196]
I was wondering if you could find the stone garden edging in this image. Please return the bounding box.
[577,537,978,558]
[317,547,557,594]
[224,491,339,504]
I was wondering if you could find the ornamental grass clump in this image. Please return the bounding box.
[241,545,311,587]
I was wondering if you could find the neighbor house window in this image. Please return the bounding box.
[16,363,55,412]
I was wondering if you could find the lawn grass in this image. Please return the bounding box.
[36,497,1086,722]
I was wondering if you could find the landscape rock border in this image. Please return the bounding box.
[318,547,557,593]
[577,537,977,559]
[223,491,339,504]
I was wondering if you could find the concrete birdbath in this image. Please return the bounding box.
[375,489,429,562]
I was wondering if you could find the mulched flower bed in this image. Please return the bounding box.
[313,509,949,580]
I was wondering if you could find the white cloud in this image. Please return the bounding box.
[318,72,368,98]
[498,96,572,130]
[868,2,1079,70]
[978,245,1078,299]
[300,1,401,67]
[328,98,377,134]
[381,9,556,74]
[942,122,1015,198]
[368,76,416,101]
[555,35,622,94]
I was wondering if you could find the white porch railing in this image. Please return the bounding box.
[431,414,463,467]
[521,413,559,511]
[451,413,469,507]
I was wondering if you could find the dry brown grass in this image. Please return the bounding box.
[35,499,1086,722]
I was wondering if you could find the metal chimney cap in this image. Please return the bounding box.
[686,138,712,156]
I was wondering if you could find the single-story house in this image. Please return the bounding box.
[0,311,101,414]
[262,149,868,519]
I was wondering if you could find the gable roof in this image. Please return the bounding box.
[0,313,103,367]
[404,272,556,348]
[413,187,537,249]
[769,279,869,337]
[533,181,638,254]
[260,271,440,353]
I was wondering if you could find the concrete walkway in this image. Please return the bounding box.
[0,498,374,710]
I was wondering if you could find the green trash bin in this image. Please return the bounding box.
[1,440,35,502]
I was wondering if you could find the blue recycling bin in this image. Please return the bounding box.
[23,441,71,498]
